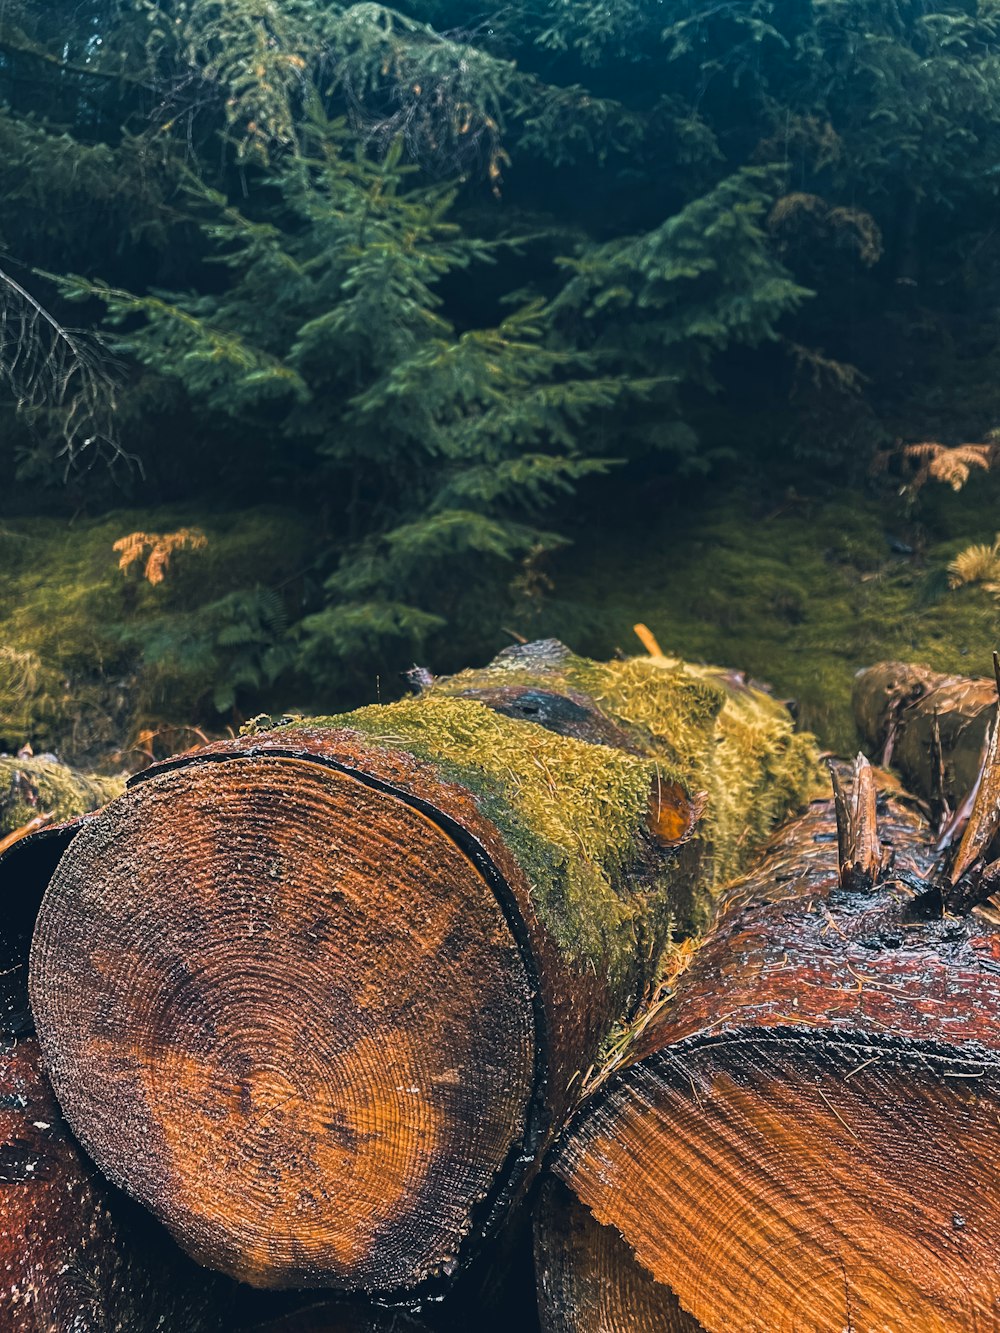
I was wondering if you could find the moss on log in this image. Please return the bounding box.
[553,761,1000,1333]
[28,641,819,1296]
[534,1178,702,1333]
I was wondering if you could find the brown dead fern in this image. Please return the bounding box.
[768,193,883,267]
[113,528,208,585]
[902,441,995,493]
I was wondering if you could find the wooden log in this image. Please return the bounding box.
[0,846,229,1331]
[553,758,1000,1333]
[853,659,995,814]
[27,640,819,1295]
[534,1178,702,1333]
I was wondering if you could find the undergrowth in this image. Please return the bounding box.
[4,474,1000,767]
[0,507,316,764]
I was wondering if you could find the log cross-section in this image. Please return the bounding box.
[33,754,538,1292]
[28,641,819,1294]
[0,832,230,1332]
[553,768,1000,1333]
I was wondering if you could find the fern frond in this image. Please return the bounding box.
[904,442,995,493]
[113,528,208,585]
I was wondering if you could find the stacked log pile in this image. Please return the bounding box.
[24,640,817,1296]
[7,641,1000,1330]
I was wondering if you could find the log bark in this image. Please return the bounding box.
[27,640,818,1295]
[0,847,229,1331]
[853,659,995,814]
[534,1178,702,1333]
[553,761,1000,1333]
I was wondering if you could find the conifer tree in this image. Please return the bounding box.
[5,0,1000,705]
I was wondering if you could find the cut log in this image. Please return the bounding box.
[28,640,819,1294]
[534,1178,702,1333]
[553,759,1000,1333]
[0,852,229,1331]
[853,659,995,815]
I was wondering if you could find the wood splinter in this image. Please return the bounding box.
[829,752,889,891]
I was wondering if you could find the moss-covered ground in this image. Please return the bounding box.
[0,506,316,765]
[3,474,1000,767]
[526,475,1000,756]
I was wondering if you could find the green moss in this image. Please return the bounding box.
[0,755,123,834]
[531,480,1000,755]
[432,647,821,890]
[301,647,819,1006]
[0,507,316,765]
[339,694,663,998]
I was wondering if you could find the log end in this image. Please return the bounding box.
[557,777,1000,1333]
[559,1035,1000,1332]
[534,1177,702,1333]
[29,754,537,1292]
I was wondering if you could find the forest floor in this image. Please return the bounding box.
[3,473,999,768]
[506,473,1000,755]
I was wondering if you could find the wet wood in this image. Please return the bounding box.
[554,769,1000,1333]
[534,1178,702,1333]
[0,860,229,1331]
[853,660,995,816]
[27,640,815,1296]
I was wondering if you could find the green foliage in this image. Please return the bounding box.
[0,508,316,762]
[6,0,1000,716]
[548,167,810,462]
[60,107,708,688]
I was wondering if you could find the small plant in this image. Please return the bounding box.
[113,528,208,585]
[900,441,995,495]
[208,587,293,714]
[948,537,1000,593]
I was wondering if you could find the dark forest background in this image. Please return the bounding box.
[5,0,1000,762]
